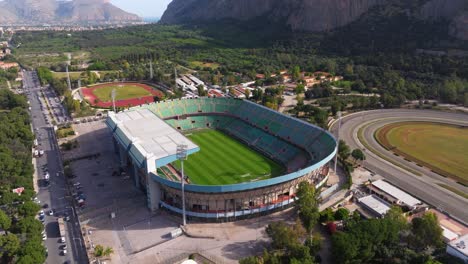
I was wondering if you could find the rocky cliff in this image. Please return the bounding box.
[161,0,468,40]
[161,0,383,32]
[419,0,468,41]
[0,0,141,24]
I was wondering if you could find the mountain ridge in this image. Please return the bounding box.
[160,0,468,40]
[0,0,141,25]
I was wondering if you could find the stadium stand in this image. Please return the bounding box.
[135,98,334,171]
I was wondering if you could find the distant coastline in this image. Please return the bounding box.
[143,17,160,23]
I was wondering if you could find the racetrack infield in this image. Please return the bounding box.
[376,122,468,185]
[172,129,284,185]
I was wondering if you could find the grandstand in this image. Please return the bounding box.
[108,97,337,221]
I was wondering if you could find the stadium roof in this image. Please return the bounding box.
[109,109,198,162]
[358,195,391,217]
[372,180,421,207]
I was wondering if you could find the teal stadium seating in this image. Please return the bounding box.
[134,98,334,167]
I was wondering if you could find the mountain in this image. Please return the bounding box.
[160,0,468,40]
[0,0,141,25]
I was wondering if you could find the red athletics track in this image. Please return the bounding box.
[81,82,163,108]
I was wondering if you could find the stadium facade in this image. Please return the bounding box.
[106,98,336,221]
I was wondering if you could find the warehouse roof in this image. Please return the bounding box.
[372,180,421,207]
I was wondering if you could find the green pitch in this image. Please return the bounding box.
[172,129,284,185]
[377,122,468,184]
[92,84,152,101]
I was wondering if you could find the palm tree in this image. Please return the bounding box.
[94,245,104,257]
[103,247,114,258]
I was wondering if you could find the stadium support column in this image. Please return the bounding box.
[133,163,140,189]
[118,144,127,167]
[145,155,160,212]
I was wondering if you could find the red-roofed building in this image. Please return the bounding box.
[208,89,224,98]
[0,61,19,70]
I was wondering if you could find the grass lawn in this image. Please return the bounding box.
[189,61,220,70]
[52,71,83,80]
[172,129,284,185]
[92,84,152,101]
[377,122,468,184]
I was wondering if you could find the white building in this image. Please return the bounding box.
[369,180,422,210]
[447,234,468,263]
[358,195,391,218]
[176,74,207,94]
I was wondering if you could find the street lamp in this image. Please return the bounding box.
[334,111,342,173]
[111,88,117,113]
[176,143,188,226]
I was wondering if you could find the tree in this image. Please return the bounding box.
[334,208,350,221]
[409,212,443,250]
[291,65,301,81]
[266,220,305,250]
[295,84,305,94]
[15,217,43,235]
[17,237,46,264]
[351,149,366,164]
[319,208,334,223]
[17,201,40,217]
[239,256,261,264]
[295,181,320,233]
[244,89,251,98]
[94,244,104,257]
[197,85,206,96]
[338,140,351,161]
[103,247,114,258]
[0,209,11,231]
[0,233,20,257]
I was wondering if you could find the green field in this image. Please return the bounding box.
[92,84,152,101]
[172,129,284,185]
[377,122,468,184]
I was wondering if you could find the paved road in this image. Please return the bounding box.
[331,109,468,224]
[23,70,88,264]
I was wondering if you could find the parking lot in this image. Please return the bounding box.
[63,119,300,264]
[63,120,181,263]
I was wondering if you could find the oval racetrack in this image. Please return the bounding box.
[330,109,468,223]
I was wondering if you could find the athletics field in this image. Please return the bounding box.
[81,82,163,108]
[172,129,284,185]
[376,122,468,184]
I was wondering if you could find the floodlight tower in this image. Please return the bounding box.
[176,143,188,226]
[174,67,178,91]
[334,111,342,173]
[111,88,117,113]
[149,60,154,80]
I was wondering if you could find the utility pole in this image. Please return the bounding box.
[176,143,188,226]
[334,111,342,173]
[66,65,72,91]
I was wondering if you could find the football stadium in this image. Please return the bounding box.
[106,98,337,221]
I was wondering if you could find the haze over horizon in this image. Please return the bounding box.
[111,0,171,18]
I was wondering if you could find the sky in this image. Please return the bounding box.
[111,0,172,18]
